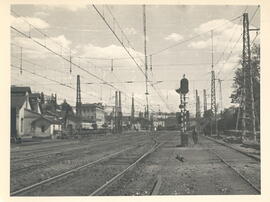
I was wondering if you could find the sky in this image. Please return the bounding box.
[10,4,260,116]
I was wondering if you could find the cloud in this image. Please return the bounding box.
[50,35,72,50]
[188,19,243,50]
[188,18,259,51]
[188,18,260,75]
[11,15,49,32]
[34,11,49,18]
[165,33,184,42]
[123,27,137,35]
[38,4,86,12]
[77,43,144,61]
[12,35,72,59]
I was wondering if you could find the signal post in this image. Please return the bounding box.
[176,74,189,147]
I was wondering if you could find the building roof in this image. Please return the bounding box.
[11,86,31,95]
[31,115,61,125]
[11,94,26,109]
[25,108,42,116]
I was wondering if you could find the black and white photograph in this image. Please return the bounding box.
[1,1,268,198]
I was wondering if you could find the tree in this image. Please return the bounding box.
[230,44,260,129]
[61,100,74,128]
[218,107,237,131]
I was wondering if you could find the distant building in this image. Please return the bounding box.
[122,116,131,129]
[11,92,32,138]
[152,112,166,130]
[31,115,62,139]
[165,116,179,130]
[81,103,106,129]
[11,86,62,140]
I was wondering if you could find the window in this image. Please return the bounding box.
[20,118,23,133]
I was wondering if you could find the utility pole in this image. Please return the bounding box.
[195,90,201,132]
[143,5,149,123]
[241,12,257,141]
[210,30,218,136]
[76,75,82,117]
[119,91,122,133]
[195,90,201,118]
[114,91,118,134]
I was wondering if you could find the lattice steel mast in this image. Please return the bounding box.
[210,30,218,136]
[76,75,82,117]
[203,89,207,116]
[143,5,149,121]
[241,13,256,141]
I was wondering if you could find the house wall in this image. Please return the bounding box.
[32,118,51,137]
[15,93,31,137]
[81,106,105,129]
[81,107,95,121]
[34,126,51,137]
[66,119,78,130]
[96,108,105,128]
[16,107,24,137]
[24,109,41,136]
[50,124,62,139]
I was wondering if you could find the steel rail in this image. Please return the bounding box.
[11,146,136,196]
[89,142,164,196]
[11,141,79,154]
[208,148,260,194]
[202,135,260,161]
[11,135,147,163]
[11,138,149,174]
[150,175,162,195]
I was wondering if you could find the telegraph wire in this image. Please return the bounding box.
[216,33,243,77]
[92,4,172,112]
[214,22,240,66]
[91,5,146,79]
[11,12,154,112]
[149,15,242,56]
[250,5,260,23]
[11,64,100,99]
[11,24,148,109]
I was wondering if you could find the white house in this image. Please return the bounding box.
[11,93,32,138]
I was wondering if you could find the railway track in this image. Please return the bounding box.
[11,146,136,196]
[207,148,260,193]
[11,137,163,196]
[200,135,260,194]
[11,134,150,163]
[89,142,164,196]
[11,137,151,175]
[11,132,149,155]
[203,135,260,161]
[11,135,126,155]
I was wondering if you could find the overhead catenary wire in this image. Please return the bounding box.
[11,6,260,113]
[216,6,260,78]
[92,4,172,112]
[10,12,153,112]
[149,15,243,56]
[11,64,100,99]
